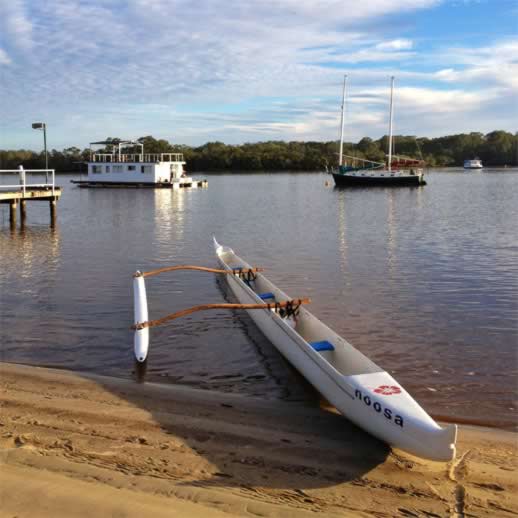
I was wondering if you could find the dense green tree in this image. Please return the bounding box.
[1,131,516,172]
[136,136,175,154]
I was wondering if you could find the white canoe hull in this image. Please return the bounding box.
[214,238,457,461]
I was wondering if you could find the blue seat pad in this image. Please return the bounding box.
[258,292,276,300]
[310,340,335,352]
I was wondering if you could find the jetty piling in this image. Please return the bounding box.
[0,166,62,227]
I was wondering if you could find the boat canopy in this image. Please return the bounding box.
[389,154,425,168]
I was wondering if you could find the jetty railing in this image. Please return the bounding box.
[0,166,56,195]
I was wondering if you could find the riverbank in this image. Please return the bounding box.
[1,362,516,517]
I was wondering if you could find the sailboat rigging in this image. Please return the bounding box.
[332,76,426,187]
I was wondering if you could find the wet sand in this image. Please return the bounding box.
[1,362,516,517]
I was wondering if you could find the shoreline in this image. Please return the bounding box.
[3,166,517,177]
[6,359,516,433]
[1,362,517,517]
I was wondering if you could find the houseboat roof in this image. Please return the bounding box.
[89,152,185,163]
[90,140,140,146]
[88,138,185,164]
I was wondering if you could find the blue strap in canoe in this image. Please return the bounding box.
[310,340,335,352]
[258,292,275,300]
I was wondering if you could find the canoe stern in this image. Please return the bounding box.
[345,372,457,461]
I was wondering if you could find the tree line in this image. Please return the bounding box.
[1,131,516,172]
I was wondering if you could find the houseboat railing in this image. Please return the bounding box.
[0,166,56,195]
[91,153,184,163]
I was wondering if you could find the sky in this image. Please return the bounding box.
[0,0,517,150]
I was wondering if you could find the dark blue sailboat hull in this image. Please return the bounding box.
[332,172,425,187]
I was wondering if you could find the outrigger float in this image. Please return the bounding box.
[72,140,207,189]
[132,239,457,462]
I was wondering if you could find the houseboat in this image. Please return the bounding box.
[72,140,207,188]
[463,159,483,169]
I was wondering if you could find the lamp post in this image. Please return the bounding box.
[32,122,48,183]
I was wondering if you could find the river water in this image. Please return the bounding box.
[0,169,517,430]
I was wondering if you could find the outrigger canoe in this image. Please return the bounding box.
[213,238,457,461]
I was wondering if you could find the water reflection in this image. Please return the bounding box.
[0,224,62,367]
[153,190,178,248]
[386,191,396,275]
[0,224,61,283]
[337,190,349,287]
[152,189,193,260]
[1,171,517,430]
[415,180,424,209]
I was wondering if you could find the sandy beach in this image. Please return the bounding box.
[0,362,516,517]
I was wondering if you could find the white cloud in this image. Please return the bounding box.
[0,0,33,49]
[0,48,12,65]
[376,39,413,50]
[432,40,518,90]
[436,64,518,89]
[0,1,438,107]
[451,40,518,67]
[0,0,516,149]
[397,86,495,113]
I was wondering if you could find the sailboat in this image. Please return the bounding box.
[332,76,426,187]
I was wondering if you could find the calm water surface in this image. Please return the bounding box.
[1,169,517,430]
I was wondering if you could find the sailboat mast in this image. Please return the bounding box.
[339,74,347,167]
[387,76,395,172]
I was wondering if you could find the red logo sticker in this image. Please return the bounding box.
[374,385,401,396]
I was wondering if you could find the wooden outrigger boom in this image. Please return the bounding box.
[132,264,309,365]
[136,265,264,278]
[133,299,311,330]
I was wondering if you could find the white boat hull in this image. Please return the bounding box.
[214,238,457,461]
[463,160,483,169]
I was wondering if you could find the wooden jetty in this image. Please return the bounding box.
[0,167,62,227]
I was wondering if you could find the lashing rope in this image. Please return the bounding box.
[231,268,257,285]
[280,299,302,318]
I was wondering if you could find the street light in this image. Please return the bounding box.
[32,122,48,183]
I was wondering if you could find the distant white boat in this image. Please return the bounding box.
[464,159,483,169]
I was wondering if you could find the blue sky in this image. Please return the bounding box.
[1,0,517,150]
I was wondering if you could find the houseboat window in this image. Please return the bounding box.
[92,165,102,174]
[106,165,110,173]
[141,165,152,174]
[127,165,136,171]
[113,165,123,173]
